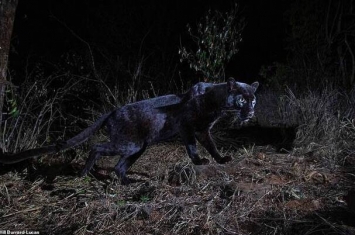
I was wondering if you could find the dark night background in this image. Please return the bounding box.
[10,0,289,86]
[6,0,355,122]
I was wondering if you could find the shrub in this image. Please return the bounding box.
[179,4,245,82]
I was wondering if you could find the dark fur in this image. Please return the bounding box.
[0,78,258,185]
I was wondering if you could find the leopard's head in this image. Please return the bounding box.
[225,78,259,124]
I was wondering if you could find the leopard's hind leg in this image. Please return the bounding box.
[81,141,148,185]
[114,142,148,185]
[81,142,119,176]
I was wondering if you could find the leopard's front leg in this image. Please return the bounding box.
[195,129,232,164]
[179,125,209,165]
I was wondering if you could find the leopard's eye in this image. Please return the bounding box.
[238,97,246,104]
[252,98,256,106]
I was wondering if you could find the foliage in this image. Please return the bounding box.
[179,4,245,82]
[4,87,19,118]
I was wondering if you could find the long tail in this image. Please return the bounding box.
[0,145,57,164]
[0,111,113,164]
[58,111,113,150]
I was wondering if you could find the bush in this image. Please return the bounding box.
[179,4,245,82]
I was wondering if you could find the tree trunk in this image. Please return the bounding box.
[0,0,18,129]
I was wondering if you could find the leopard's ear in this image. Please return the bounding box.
[250,82,259,92]
[227,77,236,91]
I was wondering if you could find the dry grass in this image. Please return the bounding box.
[256,87,355,167]
[1,142,354,235]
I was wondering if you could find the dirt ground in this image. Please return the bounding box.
[1,142,355,235]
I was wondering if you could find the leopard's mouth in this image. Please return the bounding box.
[239,113,255,125]
[222,109,255,125]
[223,106,239,111]
[240,118,250,126]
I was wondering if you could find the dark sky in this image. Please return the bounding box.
[232,0,288,79]
[10,0,289,84]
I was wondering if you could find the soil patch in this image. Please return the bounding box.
[1,142,354,234]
